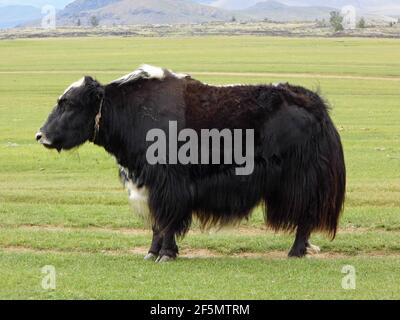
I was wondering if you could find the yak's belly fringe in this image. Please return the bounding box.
[192,163,267,230]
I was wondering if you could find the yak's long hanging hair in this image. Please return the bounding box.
[106,71,345,239]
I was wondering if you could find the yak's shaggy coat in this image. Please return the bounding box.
[37,65,346,260]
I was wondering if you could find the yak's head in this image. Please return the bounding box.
[36,76,104,151]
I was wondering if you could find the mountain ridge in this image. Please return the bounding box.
[4,0,399,28]
[57,0,238,25]
[0,5,41,28]
[238,1,334,22]
[55,0,338,25]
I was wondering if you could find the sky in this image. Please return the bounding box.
[0,0,72,8]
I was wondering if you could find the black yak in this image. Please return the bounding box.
[36,65,346,262]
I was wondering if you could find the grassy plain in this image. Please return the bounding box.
[0,37,399,299]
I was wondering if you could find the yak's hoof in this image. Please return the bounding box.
[144,252,158,261]
[156,255,175,263]
[288,247,307,258]
[306,243,321,255]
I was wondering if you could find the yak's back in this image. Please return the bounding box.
[183,79,328,131]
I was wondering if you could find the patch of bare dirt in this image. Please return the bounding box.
[2,224,383,237]
[3,245,400,260]
[181,248,222,258]
[12,224,151,235]
[127,247,148,256]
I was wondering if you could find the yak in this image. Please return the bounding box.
[36,64,346,262]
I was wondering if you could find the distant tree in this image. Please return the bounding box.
[357,17,366,29]
[316,18,327,28]
[330,11,344,32]
[90,16,99,27]
[231,16,236,22]
[77,18,81,27]
[389,22,394,27]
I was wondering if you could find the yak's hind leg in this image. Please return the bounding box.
[288,224,320,258]
[261,102,343,258]
[306,241,321,255]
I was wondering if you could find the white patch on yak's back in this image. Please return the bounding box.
[215,83,244,87]
[112,64,190,85]
[203,83,244,88]
[140,64,165,79]
[112,64,165,85]
[60,77,85,99]
[171,71,189,79]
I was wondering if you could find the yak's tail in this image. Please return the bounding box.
[265,90,346,238]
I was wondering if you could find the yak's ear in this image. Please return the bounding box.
[84,76,104,99]
[84,75,95,83]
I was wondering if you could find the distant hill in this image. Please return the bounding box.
[196,0,259,10]
[8,0,399,28]
[57,0,337,25]
[0,5,42,28]
[57,0,236,25]
[198,0,400,15]
[239,1,334,22]
[61,0,119,15]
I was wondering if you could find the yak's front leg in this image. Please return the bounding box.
[144,226,179,262]
[144,226,163,261]
[156,229,179,263]
[145,170,192,263]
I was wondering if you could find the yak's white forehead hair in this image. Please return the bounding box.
[60,77,85,99]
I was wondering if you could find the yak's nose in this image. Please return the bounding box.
[35,132,43,141]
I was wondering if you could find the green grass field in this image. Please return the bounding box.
[0,36,399,300]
